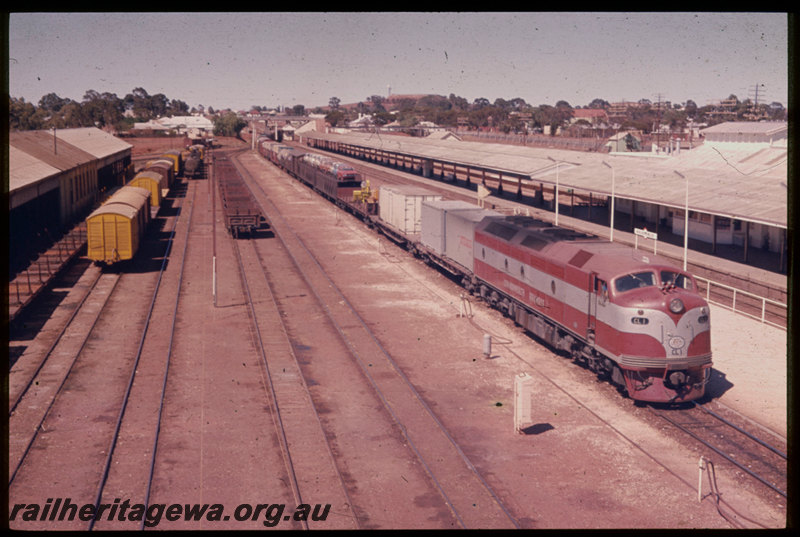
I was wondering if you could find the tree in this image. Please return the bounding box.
[329,96,341,110]
[213,111,246,137]
[170,99,190,115]
[588,98,609,109]
[38,92,72,113]
[325,109,346,127]
[448,93,469,110]
[9,97,43,130]
[81,90,124,128]
[367,95,386,112]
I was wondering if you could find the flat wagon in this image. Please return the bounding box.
[215,154,268,238]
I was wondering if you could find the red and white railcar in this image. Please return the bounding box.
[472,215,712,403]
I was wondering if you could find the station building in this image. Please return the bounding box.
[298,121,787,281]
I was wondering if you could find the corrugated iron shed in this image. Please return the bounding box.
[8,146,63,208]
[302,130,787,228]
[55,127,131,165]
[9,128,132,194]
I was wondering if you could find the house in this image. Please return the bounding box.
[570,108,609,125]
[606,130,642,152]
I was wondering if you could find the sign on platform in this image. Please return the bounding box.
[634,227,657,240]
[634,227,658,255]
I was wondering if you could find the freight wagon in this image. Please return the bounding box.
[86,185,152,264]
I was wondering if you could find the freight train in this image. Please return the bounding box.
[257,139,712,404]
[85,150,181,265]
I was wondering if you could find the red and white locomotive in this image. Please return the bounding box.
[470,215,711,403]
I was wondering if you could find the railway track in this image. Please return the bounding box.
[89,179,198,530]
[8,270,121,483]
[248,144,787,529]
[8,180,196,531]
[232,152,520,529]
[650,402,787,503]
[230,233,359,530]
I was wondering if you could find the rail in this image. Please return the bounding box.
[693,275,786,330]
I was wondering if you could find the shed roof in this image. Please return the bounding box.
[53,127,131,159]
[9,145,61,192]
[302,131,787,228]
[10,130,95,171]
[9,128,131,194]
[700,121,787,136]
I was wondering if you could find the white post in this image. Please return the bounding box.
[603,161,615,241]
[548,156,560,226]
[698,456,705,502]
[514,373,534,433]
[483,334,492,357]
[675,170,688,270]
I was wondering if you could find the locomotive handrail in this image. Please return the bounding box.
[693,275,786,330]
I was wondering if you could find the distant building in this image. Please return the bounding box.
[570,108,609,124]
[699,121,787,144]
[133,115,214,134]
[606,131,642,152]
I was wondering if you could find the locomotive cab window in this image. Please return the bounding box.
[660,270,694,291]
[614,271,656,293]
[594,277,609,300]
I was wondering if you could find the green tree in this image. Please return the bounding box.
[213,111,247,137]
[9,97,43,130]
[325,109,346,127]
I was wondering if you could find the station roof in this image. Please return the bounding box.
[301,130,787,229]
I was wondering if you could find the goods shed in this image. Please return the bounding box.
[9,127,132,274]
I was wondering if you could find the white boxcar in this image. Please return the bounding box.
[420,199,481,254]
[445,208,503,272]
[379,185,441,234]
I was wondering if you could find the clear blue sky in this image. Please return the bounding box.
[8,12,789,112]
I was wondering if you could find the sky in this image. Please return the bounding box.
[8,12,790,112]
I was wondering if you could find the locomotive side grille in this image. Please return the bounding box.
[484,221,518,241]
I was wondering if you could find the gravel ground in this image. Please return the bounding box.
[704,304,787,438]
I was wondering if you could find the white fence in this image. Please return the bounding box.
[694,275,787,330]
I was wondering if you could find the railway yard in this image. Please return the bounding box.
[7,136,788,530]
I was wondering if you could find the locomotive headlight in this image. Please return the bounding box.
[669,298,684,314]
